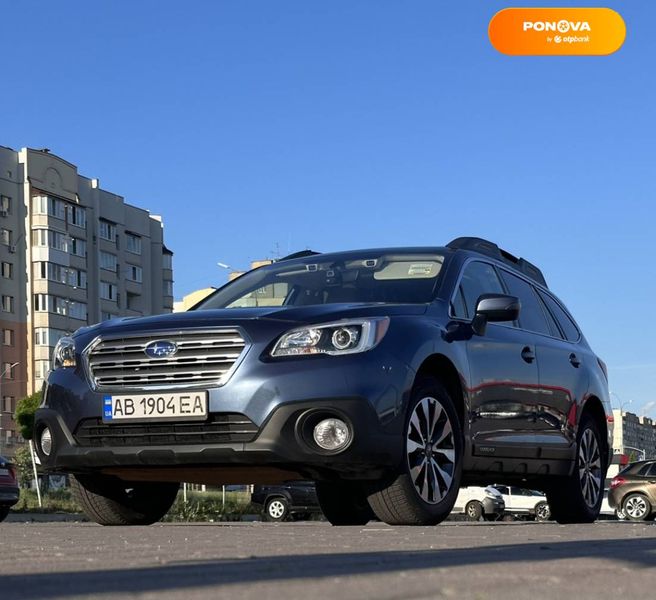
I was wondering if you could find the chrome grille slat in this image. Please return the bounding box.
[85,328,248,391]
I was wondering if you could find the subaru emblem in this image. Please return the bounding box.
[144,340,178,359]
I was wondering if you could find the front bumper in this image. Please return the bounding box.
[35,396,404,481]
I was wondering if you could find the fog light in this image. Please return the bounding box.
[313,418,351,451]
[40,427,52,456]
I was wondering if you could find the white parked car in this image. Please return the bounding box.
[452,486,505,521]
[492,485,551,521]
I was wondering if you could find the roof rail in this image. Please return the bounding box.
[446,237,547,288]
[278,249,321,261]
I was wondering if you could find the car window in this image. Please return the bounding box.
[510,486,524,495]
[647,463,656,477]
[499,270,551,336]
[537,291,580,342]
[451,286,468,318]
[495,485,509,495]
[459,261,505,319]
[638,462,656,477]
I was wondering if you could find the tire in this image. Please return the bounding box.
[71,474,179,526]
[534,501,551,522]
[465,500,483,521]
[623,493,651,521]
[265,497,289,522]
[0,506,9,523]
[315,481,375,525]
[545,413,606,524]
[367,377,463,526]
[615,507,626,520]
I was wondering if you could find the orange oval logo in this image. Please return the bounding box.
[489,8,626,55]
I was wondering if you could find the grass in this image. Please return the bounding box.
[13,488,82,513]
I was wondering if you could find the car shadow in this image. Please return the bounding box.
[3,535,656,599]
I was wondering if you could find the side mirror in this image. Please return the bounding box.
[471,294,520,336]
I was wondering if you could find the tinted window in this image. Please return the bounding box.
[499,270,551,335]
[638,462,656,477]
[538,291,580,342]
[451,286,467,318]
[459,262,504,319]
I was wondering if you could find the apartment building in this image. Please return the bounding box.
[0,146,173,457]
[612,409,656,462]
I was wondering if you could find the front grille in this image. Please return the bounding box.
[74,414,259,447]
[85,328,248,390]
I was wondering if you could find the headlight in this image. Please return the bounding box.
[52,337,77,369]
[271,318,390,357]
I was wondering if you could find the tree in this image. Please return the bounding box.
[15,391,42,441]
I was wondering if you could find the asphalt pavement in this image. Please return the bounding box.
[1,520,655,600]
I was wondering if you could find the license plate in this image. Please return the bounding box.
[103,392,208,422]
[0,468,8,476]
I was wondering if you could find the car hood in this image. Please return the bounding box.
[73,303,429,339]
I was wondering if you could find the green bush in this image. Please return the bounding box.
[15,391,42,441]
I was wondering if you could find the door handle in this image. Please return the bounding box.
[521,347,535,363]
[569,353,581,368]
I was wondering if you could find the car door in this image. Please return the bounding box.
[534,289,590,455]
[497,269,575,456]
[452,260,541,458]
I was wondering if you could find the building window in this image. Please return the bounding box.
[32,195,66,220]
[1,295,13,313]
[1,228,11,246]
[100,251,118,272]
[163,280,173,296]
[69,237,86,257]
[67,205,86,228]
[127,291,141,311]
[1,362,16,380]
[126,264,143,283]
[100,281,118,301]
[3,396,15,413]
[34,262,87,290]
[35,328,68,347]
[32,228,69,252]
[162,252,172,269]
[34,360,50,381]
[34,294,87,320]
[0,196,10,215]
[101,312,117,321]
[126,233,142,255]
[1,262,12,279]
[2,329,13,346]
[99,219,117,242]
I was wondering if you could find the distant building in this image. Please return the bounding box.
[612,409,656,461]
[0,146,173,457]
[173,287,215,312]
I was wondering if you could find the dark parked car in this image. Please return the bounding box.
[251,481,320,521]
[35,237,612,526]
[0,455,19,522]
[608,460,656,521]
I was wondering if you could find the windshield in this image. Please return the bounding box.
[196,252,446,310]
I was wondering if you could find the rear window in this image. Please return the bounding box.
[538,291,580,342]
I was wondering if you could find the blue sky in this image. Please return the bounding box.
[2,1,655,415]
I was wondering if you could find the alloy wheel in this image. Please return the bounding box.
[406,396,456,504]
[535,502,551,521]
[268,499,286,520]
[578,428,602,507]
[624,495,649,520]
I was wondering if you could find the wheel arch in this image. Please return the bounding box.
[580,395,609,456]
[416,353,465,428]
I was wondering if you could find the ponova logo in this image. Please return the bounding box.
[522,20,591,33]
[489,8,626,55]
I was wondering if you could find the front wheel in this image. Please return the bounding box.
[367,377,463,526]
[465,500,483,521]
[545,414,606,524]
[71,475,179,526]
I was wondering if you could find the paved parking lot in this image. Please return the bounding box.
[1,520,655,600]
